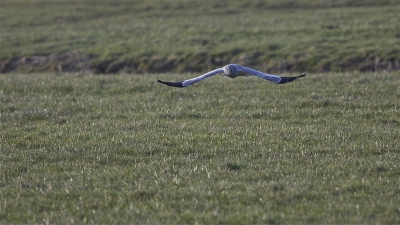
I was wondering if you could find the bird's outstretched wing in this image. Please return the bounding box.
[240,66,306,84]
[157,68,224,88]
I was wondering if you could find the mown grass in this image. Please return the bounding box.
[1,72,399,224]
[1,0,400,73]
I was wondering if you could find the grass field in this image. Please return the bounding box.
[1,0,400,224]
[1,0,400,73]
[1,72,399,224]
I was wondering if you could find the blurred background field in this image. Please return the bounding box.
[1,0,400,73]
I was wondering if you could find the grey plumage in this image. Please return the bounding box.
[157,64,306,88]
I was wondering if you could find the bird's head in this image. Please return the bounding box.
[223,64,240,78]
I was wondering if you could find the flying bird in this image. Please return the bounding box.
[157,64,306,88]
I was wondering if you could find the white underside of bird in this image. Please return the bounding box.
[157,64,306,88]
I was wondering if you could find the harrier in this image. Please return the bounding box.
[157,64,306,88]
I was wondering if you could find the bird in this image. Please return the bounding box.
[157,64,306,88]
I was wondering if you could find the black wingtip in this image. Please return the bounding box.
[297,73,306,78]
[278,73,306,84]
[157,79,184,88]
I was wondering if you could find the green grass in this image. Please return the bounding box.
[1,0,400,73]
[1,72,400,224]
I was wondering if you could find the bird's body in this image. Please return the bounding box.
[222,64,246,78]
[158,64,306,88]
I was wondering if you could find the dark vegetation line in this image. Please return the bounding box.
[1,51,399,74]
